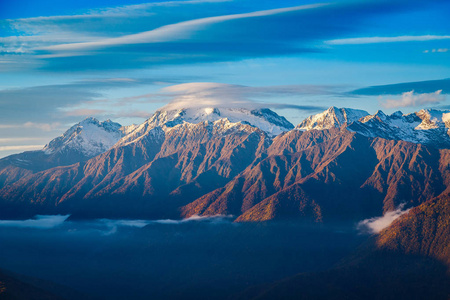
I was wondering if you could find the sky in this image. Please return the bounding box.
[0,0,449,157]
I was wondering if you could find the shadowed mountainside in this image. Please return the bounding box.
[237,194,450,300]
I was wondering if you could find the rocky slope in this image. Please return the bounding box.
[182,128,449,222]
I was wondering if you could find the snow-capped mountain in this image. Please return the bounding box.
[296,106,369,131]
[117,106,294,146]
[300,107,450,147]
[3,105,450,223]
[43,117,128,157]
[348,109,450,147]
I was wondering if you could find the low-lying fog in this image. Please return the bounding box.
[0,215,366,300]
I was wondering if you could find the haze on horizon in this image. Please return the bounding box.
[0,0,449,158]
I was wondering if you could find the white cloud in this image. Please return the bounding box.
[43,3,328,53]
[0,215,70,229]
[151,214,231,224]
[0,145,44,151]
[159,82,328,111]
[8,0,231,22]
[97,215,231,235]
[0,123,61,131]
[326,35,450,45]
[0,137,44,143]
[424,48,449,53]
[357,205,410,234]
[381,90,444,109]
[22,122,62,131]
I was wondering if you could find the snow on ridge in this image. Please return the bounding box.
[297,106,369,131]
[347,108,450,146]
[116,106,294,146]
[296,106,450,147]
[43,117,126,157]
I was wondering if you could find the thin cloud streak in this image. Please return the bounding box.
[326,35,450,45]
[8,0,231,22]
[43,3,329,53]
[0,145,44,151]
[0,215,70,229]
[0,122,62,131]
[0,137,44,143]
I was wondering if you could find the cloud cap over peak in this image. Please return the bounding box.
[159,82,328,111]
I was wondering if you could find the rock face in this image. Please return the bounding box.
[1,106,450,222]
[182,128,449,222]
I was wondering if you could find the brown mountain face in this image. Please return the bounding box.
[237,195,450,300]
[182,128,450,223]
[0,118,127,190]
[376,194,450,267]
[0,121,269,219]
[0,150,90,189]
[1,111,450,222]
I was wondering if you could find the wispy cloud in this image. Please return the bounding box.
[423,48,449,53]
[43,3,328,53]
[3,0,444,71]
[357,205,410,234]
[0,137,44,143]
[64,108,108,117]
[160,82,329,111]
[381,90,444,108]
[0,122,62,131]
[0,215,70,229]
[0,78,181,124]
[0,145,44,151]
[326,35,450,45]
[351,78,450,96]
[151,214,232,224]
[83,215,232,235]
[98,218,152,235]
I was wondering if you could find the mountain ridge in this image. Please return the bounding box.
[1,106,450,222]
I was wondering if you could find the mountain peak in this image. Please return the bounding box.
[118,106,294,146]
[415,108,450,129]
[43,117,125,158]
[297,106,369,131]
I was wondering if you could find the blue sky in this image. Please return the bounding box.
[0,0,449,157]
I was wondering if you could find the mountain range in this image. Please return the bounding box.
[1,105,450,224]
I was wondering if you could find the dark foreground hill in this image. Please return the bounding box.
[238,195,450,300]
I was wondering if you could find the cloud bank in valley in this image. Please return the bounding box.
[0,214,232,234]
[0,215,70,229]
[357,206,410,234]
